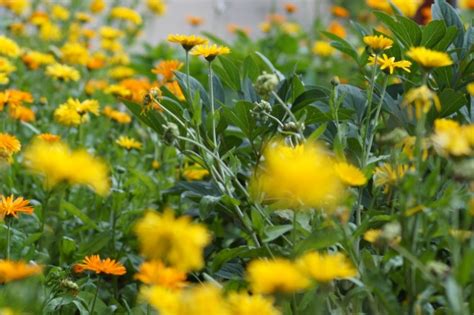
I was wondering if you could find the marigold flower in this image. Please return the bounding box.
[228,292,280,315]
[134,209,210,272]
[406,47,453,69]
[374,163,410,193]
[109,66,135,80]
[60,42,89,65]
[0,73,9,85]
[312,41,335,57]
[335,162,367,186]
[0,195,34,219]
[328,21,346,38]
[251,141,344,209]
[432,119,472,157]
[9,105,35,122]
[116,136,142,150]
[186,15,203,27]
[36,133,61,143]
[0,89,33,110]
[164,81,185,101]
[73,255,126,276]
[191,44,230,62]
[167,34,208,51]
[0,57,16,74]
[22,51,55,70]
[110,7,142,25]
[152,60,183,82]
[281,22,300,34]
[120,78,152,103]
[103,106,132,124]
[331,5,349,18]
[54,98,99,126]
[46,63,80,82]
[0,260,42,283]
[105,84,132,98]
[99,26,123,40]
[363,35,393,52]
[24,140,110,195]
[247,258,310,294]
[402,85,441,119]
[39,22,62,42]
[0,133,21,163]
[134,260,187,289]
[296,252,357,282]
[182,163,209,181]
[0,36,20,58]
[51,4,70,21]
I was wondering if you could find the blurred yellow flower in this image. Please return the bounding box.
[247,258,310,294]
[251,141,344,209]
[335,162,367,186]
[168,34,208,51]
[103,106,132,124]
[312,41,335,57]
[182,163,209,181]
[39,22,62,41]
[364,229,382,243]
[228,292,280,315]
[90,0,106,13]
[116,136,142,150]
[0,36,20,58]
[108,66,135,80]
[147,0,167,15]
[110,7,142,25]
[52,4,70,21]
[0,133,21,163]
[467,82,474,96]
[60,42,89,65]
[22,51,55,70]
[281,22,301,34]
[36,133,61,143]
[0,260,42,284]
[99,26,123,40]
[191,44,230,62]
[406,47,453,69]
[402,85,441,119]
[134,260,187,289]
[0,57,16,74]
[432,119,472,157]
[134,210,211,272]
[9,105,35,122]
[374,163,410,193]
[297,252,357,282]
[105,84,132,98]
[366,0,422,17]
[24,140,110,195]
[363,35,393,52]
[0,73,8,85]
[54,98,99,126]
[46,63,80,82]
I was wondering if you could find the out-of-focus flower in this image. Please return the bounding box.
[22,51,55,69]
[60,42,89,65]
[134,260,187,289]
[164,81,185,101]
[109,66,135,80]
[103,106,132,124]
[284,3,298,14]
[0,133,21,164]
[182,163,209,181]
[0,36,20,58]
[0,260,42,283]
[168,34,208,51]
[86,52,106,70]
[281,22,300,34]
[46,63,80,82]
[39,22,61,41]
[297,252,357,282]
[366,0,422,17]
[260,21,271,33]
[73,255,126,275]
[460,0,474,9]
[363,35,393,52]
[0,73,8,85]
[331,5,349,18]
[187,16,203,27]
[36,133,61,143]
[0,89,33,110]
[99,26,123,40]
[134,209,211,272]
[116,136,142,150]
[0,57,16,75]
[432,119,473,157]
[90,0,106,13]
[8,22,26,36]
[24,140,110,195]
[374,163,410,193]
[85,80,108,95]
[228,292,280,315]
[328,21,346,38]
[335,162,367,186]
[467,83,474,96]
[110,7,142,25]
[406,47,453,69]
[152,160,161,169]
[9,105,35,122]
[227,24,251,36]
[402,85,440,119]
[364,229,382,243]
[0,195,33,219]
[75,12,92,23]
[247,258,310,294]
[119,78,152,103]
[51,4,70,21]
[152,60,183,82]
[312,41,335,57]
[106,84,132,98]
[190,44,230,62]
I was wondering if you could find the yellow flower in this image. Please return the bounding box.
[0,57,16,74]
[402,85,441,119]
[467,83,474,96]
[297,252,357,282]
[460,0,474,9]
[335,162,367,186]
[0,133,21,164]
[368,54,411,74]
[116,136,142,150]
[24,140,110,195]
[46,63,80,82]
[281,22,301,34]
[134,210,211,272]
[0,36,20,58]
[167,34,208,51]
[110,7,142,25]
[134,260,187,289]
[182,164,209,181]
[363,229,382,243]
[105,84,131,98]
[228,292,280,315]
[0,195,34,220]
[432,119,472,157]
[39,22,62,42]
[90,0,106,13]
[0,0,29,15]
[374,163,410,193]
[103,106,132,124]
[108,66,135,80]
[22,51,55,70]
[190,44,230,61]
[152,60,183,82]
[247,258,309,294]
[51,4,70,21]
[312,41,335,57]
[366,0,422,17]
[363,35,393,52]
[60,42,89,65]
[75,12,92,23]
[85,80,108,95]
[260,22,271,33]
[449,229,473,241]
[251,141,344,209]
[141,285,181,315]
[406,47,453,69]
[147,0,167,15]
[0,73,9,85]
[99,26,123,40]
[54,98,99,126]
[0,260,42,284]
[152,160,161,169]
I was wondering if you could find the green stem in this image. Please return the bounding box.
[6,218,11,259]
[208,61,217,150]
[185,50,191,100]
[90,277,101,314]
[361,54,379,166]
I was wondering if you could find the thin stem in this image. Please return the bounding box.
[185,50,191,100]
[208,61,217,150]
[361,54,379,166]
[90,277,101,314]
[6,218,11,259]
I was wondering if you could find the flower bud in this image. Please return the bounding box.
[254,71,279,100]
[162,122,179,145]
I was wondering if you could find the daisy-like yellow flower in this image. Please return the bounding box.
[45,63,80,82]
[134,260,187,289]
[364,229,382,243]
[368,54,411,74]
[335,162,367,186]
[247,258,310,294]
[366,0,422,17]
[0,133,21,163]
[110,7,142,25]
[182,163,209,181]
[0,89,33,109]
[105,84,132,98]
[51,4,70,21]
[402,85,441,119]
[251,141,344,209]
[73,255,126,276]
[0,73,9,85]
[36,133,61,143]
[108,66,135,80]
[0,36,20,58]
[363,35,393,52]
[0,260,42,283]
[152,60,183,82]
[0,195,34,219]
[22,51,55,70]
[167,34,208,51]
[406,47,453,69]
[103,106,132,124]
[228,292,281,315]
[60,42,89,66]
[0,57,16,74]
[374,163,410,193]
[432,119,472,157]
[24,140,110,195]
[296,252,357,282]
[147,0,167,15]
[191,44,230,62]
[99,26,123,40]
[312,41,335,57]
[116,136,142,150]
[134,209,211,272]
[54,98,99,126]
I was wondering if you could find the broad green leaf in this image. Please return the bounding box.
[61,200,98,229]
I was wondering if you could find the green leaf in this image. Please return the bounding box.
[211,246,268,272]
[438,88,468,117]
[77,232,111,257]
[292,86,330,112]
[263,225,293,242]
[214,55,241,91]
[421,20,447,48]
[221,101,256,139]
[373,12,421,48]
[307,123,327,141]
[321,31,359,64]
[432,0,465,50]
[61,201,98,230]
[295,227,342,254]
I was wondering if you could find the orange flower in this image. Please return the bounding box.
[0,89,33,110]
[119,78,153,104]
[0,260,43,283]
[9,105,35,122]
[134,260,187,289]
[152,60,183,82]
[73,255,126,276]
[186,16,203,27]
[164,81,185,101]
[284,3,298,13]
[331,6,349,18]
[0,195,34,219]
[36,133,61,143]
[328,21,346,38]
